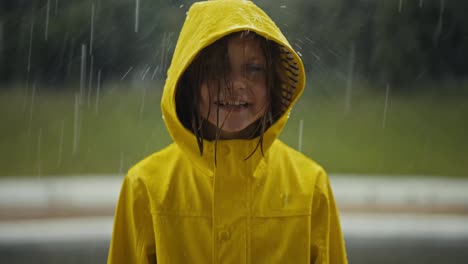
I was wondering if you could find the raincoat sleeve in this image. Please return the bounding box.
[108,173,156,264]
[310,171,348,264]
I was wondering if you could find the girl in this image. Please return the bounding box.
[108,0,347,263]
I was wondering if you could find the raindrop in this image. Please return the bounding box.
[95,69,102,114]
[398,0,404,13]
[37,128,43,178]
[87,55,94,107]
[179,4,184,8]
[280,6,287,9]
[308,50,320,61]
[433,0,445,43]
[151,65,160,80]
[27,17,35,86]
[304,37,315,45]
[22,86,28,113]
[326,47,338,58]
[298,119,304,152]
[242,30,251,38]
[121,66,134,81]
[345,43,355,113]
[73,93,81,154]
[383,83,390,128]
[296,51,302,57]
[294,43,302,50]
[80,44,87,104]
[160,33,168,73]
[55,0,59,16]
[45,0,50,41]
[160,32,175,73]
[419,0,424,7]
[90,2,95,55]
[135,0,140,33]
[28,83,37,136]
[141,65,151,80]
[66,38,75,79]
[0,21,3,67]
[58,120,64,166]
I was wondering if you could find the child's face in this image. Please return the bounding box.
[199,35,268,139]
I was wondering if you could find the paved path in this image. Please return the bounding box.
[1,213,467,264]
[1,174,468,263]
[2,213,468,243]
[1,174,467,219]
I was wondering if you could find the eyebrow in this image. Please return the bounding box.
[243,54,266,63]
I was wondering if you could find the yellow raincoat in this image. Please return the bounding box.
[108,0,347,263]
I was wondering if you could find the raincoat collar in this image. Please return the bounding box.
[161,0,306,174]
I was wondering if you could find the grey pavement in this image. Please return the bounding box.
[1,174,468,217]
[1,174,468,263]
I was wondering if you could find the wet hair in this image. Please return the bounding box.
[176,31,288,160]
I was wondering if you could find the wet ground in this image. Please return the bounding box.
[1,174,467,263]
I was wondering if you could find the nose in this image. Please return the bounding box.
[229,71,247,90]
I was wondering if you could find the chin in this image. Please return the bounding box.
[220,124,249,133]
[205,118,249,131]
[218,116,255,133]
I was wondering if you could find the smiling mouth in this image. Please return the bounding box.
[214,100,250,111]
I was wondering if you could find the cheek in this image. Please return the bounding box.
[199,84,210,112]
[254,84,268,110]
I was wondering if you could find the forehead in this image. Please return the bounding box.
[227,34,265,60]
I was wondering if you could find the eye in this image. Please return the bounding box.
[246,64,265,73]
[203,64,226,80]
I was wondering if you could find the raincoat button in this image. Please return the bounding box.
[218,230,231,242]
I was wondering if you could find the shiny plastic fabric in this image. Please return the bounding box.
[108,0,347,263]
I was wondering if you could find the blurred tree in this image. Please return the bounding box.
[0,0,32,86]
[305,0,468,89]
[260,0,468,90]
[364,0,468,87]
[0,0,188,89]
[1,0,468,90]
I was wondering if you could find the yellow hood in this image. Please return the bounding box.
[161,0,306,165]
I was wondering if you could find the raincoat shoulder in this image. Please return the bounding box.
[266,140,348,263]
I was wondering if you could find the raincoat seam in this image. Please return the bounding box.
[174,143,215,177]
[126,174,156,263]
[153,210,211,217]
[252,212,311,218]
[312,185,327,263]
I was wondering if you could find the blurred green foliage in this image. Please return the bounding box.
[0,82,170,176]
[1,79,467,177]
[1,0,468,88]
